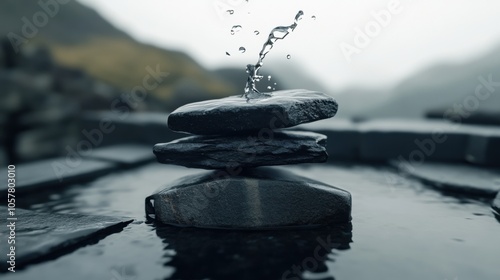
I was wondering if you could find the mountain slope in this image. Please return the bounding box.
[0,0,234,110]
[366,44,500,118]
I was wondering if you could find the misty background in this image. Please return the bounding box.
[1,0,500,164]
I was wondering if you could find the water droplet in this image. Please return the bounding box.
[295,10,304,21]
[227,10,234,15]
[226,52,231,56]
[286,54,291,59]
[239,47,246,53]
[267,75,271,81]
[267,86,272,90]
[311,15,316,20]
[254,30,260,35]
[272,87,276,90]
[230,25,242,35]
[274,82,277,85]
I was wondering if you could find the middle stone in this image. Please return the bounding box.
[153,130,328,169]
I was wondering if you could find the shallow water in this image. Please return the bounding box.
[7,163,500,280]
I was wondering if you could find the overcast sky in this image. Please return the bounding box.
[78,0,500,91]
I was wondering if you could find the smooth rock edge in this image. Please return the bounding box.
[153,130,328,169]
[146,167,352,229]
[167,89,338,135]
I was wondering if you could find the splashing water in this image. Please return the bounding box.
[243,10,303,100]
[286,54,291,59]
[227,10,234,15]
[239,47,246,53]
[230,25,242,35]
[254,30,260,35]
[311,15,316,20]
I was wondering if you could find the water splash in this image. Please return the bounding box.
[227,10,234,15]
[286,54,291,59]
[254,30,260,35]
[243,10,303,100]
[311,15,316,20]
[239,47,246,53]
[230,25,242,35]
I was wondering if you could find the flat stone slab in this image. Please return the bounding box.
[390,161,500,197]
[465,126,500,166]
[153,131,328,169]
[86,144,154,167]
[0,207,132,269]
[359,120,470,162]
[167,89,338,135]
[0,158,116,195]
[146,167,351,229]
[295,118,360,161]
[81,112,185,146]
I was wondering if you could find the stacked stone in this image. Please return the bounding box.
[149,89,352,229]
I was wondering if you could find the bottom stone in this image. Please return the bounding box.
[146,167,351,229]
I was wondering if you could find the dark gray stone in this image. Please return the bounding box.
[295,118,360,161]
[146,167,351,229]
[81,112,184,146]
[167,89,338,135]
[493,192,500,216]
[0,158,116,196]
[0,207,132,269]
[87,144,154,167]
[359,120,469,162]
[465,127,500,166]
[390,161,500,197]
[153,131,328,169]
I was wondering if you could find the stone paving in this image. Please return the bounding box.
[1,162,499,279]
[1,118,499,278]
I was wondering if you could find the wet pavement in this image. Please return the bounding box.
[3,162,500,279]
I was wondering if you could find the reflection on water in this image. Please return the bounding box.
[154,222,352,280]
[4,164,500,280]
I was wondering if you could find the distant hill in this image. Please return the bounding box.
[266,61,331,95]
[0,0,234,110]
[364,44,500,118]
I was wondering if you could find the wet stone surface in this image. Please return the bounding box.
[87,144,154,167]
[0,207,132,270]
[2,163,500,279]
[147,167,351,228]
[153,131,328,169]
[391,161,500,197]
[465,127,500,166]
[167,89,338,135]
[0,158,116,195]
[296,118,360,161]
[358,120,470,162]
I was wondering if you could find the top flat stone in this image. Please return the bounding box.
[167,89,338,135]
